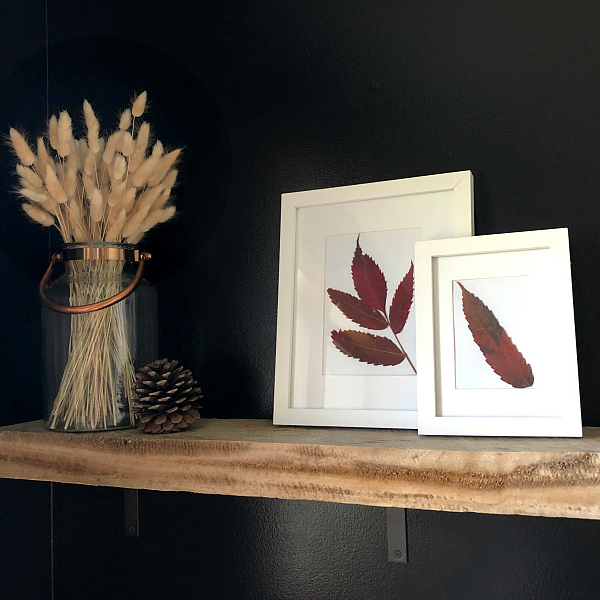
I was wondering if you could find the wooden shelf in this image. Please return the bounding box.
[1,419,600,519]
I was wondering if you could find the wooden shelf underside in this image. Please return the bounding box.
[1,419,600,519]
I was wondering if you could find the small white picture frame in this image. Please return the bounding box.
[274,171,473,428]
[415,228,582,437]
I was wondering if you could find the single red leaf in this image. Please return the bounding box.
[458,283,534,388]
[351,236,387,312]
[327,288,388,330]
[389,262,414,334]
[331,330,405,366]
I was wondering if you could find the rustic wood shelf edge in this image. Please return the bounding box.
[1,419,599,520]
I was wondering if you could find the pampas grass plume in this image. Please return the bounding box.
[131,91,147,117]
[22,202,55,227]
[9,128,36,166]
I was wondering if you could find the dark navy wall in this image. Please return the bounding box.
[2,2,600,599]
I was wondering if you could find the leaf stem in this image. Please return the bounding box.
[384,311,417,374]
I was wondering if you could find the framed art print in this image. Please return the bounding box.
[415,228,582,437]
[273,171,473,428]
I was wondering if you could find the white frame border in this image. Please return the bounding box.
[415,228,582,437]
[273,171,473,428]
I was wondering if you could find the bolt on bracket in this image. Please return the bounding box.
[386,507,408,563]
[124,488,139,537]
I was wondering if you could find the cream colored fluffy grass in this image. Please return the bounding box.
[8,91,180,245]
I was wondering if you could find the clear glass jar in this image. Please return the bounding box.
[41,243,158,431]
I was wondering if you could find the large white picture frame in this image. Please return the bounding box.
[274,171,474,428]
[415,228,582,437]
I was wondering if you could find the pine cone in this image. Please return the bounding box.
[133,359,202,434]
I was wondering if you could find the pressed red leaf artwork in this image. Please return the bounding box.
[458,282,534,389]
[351,237,388,312]
[389,262,414,335]
[327,289,388,330]
[327,236,416,371]
[331,330,405,366]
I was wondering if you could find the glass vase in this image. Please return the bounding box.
[40,243,158,431]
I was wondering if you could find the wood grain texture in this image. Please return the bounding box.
[1,419,600,519]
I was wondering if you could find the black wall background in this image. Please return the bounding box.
[2,1,600,599]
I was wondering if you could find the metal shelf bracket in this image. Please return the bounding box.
[386,507,408,563]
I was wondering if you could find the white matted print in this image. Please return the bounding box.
[273,171,473,429]
[415,228,582,437]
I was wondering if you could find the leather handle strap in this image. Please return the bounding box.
[39,251,151,314]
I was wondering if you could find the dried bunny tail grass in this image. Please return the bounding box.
[84,175,96,197]
[126,231,144,245]
[108,180,126,206]
[157,205,176,223]
[22,202,55,227]
[119,109,131,130]
[136,184,163,210]
[39,197,60,216]
[57,110,73,157]
[161,168,178,191]
[36,138,53,176]
[45,164,68,203]
[19,187,48,203]
[84,147,96,176]
[119,131,134,156]
[147,149,181,187]
[131,140,163,188]
[16,164,43,188]
[90,187,104,222]
[143,205,175,232]
[102,131,122,164]
[97,162,110,189]
[112,154,127,181]
[119,186,137,213]
[67,199,87,241]
[65,153,78,197]
[129,205,176,244]
[105,208,127,241]
[128,122,150,173]
[75,138,88,171]
[83,100,101,153]
[9,128,36,166]
[122,203,150,238]
[48,115,59,151]
[131,91,147,118]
